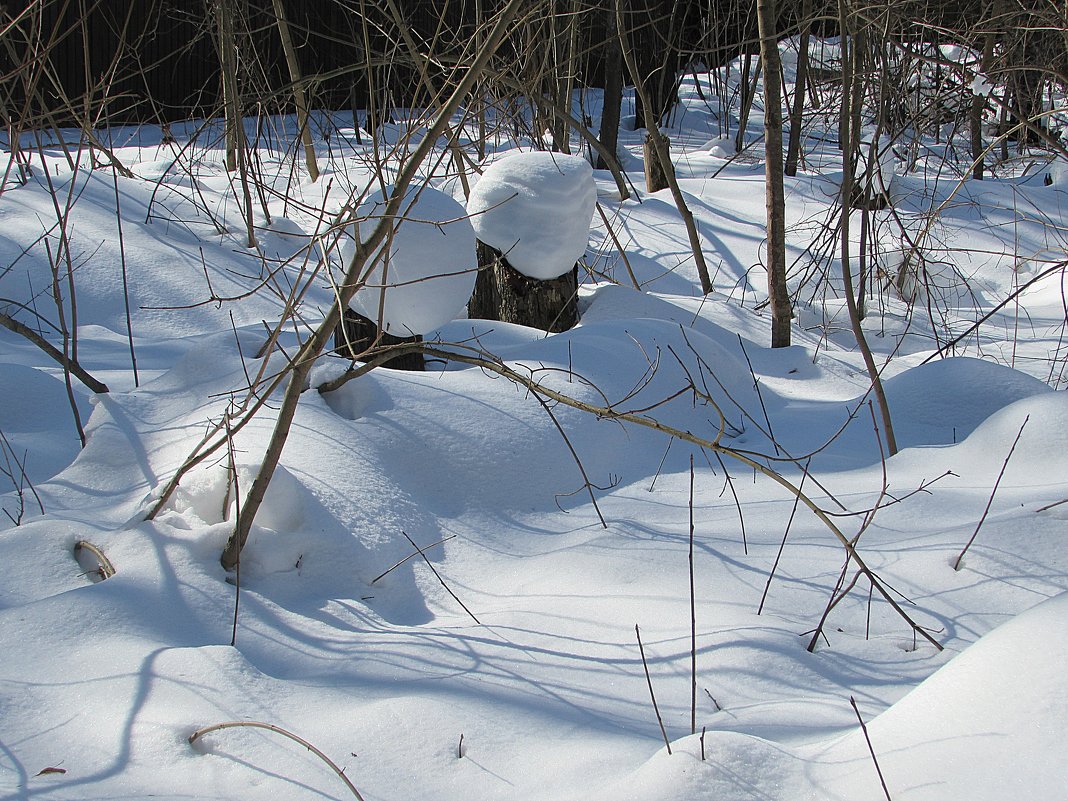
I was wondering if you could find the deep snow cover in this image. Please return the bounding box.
[466,150,597,279]
[2,36,1068,801]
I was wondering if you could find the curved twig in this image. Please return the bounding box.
[74,540,115,580]
[188,720,366,801]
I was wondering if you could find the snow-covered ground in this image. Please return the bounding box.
[2,40,1067,801]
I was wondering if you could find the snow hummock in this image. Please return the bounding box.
[466,151,596,280]
[340,184,476,336]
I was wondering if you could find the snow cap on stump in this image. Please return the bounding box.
[341,184,476,336]
[467,151,597,281]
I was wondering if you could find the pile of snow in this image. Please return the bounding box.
[704,135,736,159]
[340,184,476,336]
[466,151,596,280]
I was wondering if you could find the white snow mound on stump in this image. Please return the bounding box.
[467,151,596,281]
[341,184,476,336]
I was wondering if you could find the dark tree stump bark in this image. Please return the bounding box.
[334,309,424,371]
[467,241,579,333]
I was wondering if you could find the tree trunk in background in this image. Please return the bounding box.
[643,133,670,192]
[334,310,425,371]
[468,241,579,333]
[784,0,811,177]
[596,0,623,172]
[271,0,319,181]
[971,28,995,180]
[757,0,792,348]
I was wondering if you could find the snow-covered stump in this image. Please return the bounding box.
[466,151,596,333]
[334,185,477,370]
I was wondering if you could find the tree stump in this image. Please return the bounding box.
[467,241,578,333]
[334,309,424,371]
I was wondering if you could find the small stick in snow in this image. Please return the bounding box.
[954,416,1029,571]
[635,624,672,755]
[850,696,893,801]
[400,531,480,624]
[371,535,457,584]
[74,541,115,581]
[689,454,697,736]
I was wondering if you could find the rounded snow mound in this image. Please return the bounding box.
[881,356,1050,448]
[341,184,477,336]
[807,591,1068,800]
[466,151,596,280]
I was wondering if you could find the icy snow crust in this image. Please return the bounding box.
[466,150,597,280]
[341,185,477,336]
[2,40,1068,801]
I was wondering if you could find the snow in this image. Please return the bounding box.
[2,41,1068,801]
[466,151,597,280]
[340,184,477,336]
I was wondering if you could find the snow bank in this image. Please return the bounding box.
[341,184,476,336]
[466,151,596,280]
[807,590,1068,800]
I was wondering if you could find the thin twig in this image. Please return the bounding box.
[371,535,456,584]
[400,530,480,624]
[850,696,893,801]
[954,416,1029,571]
[188,720,366,801]
[688,454,697,736]
[635,624,672,755]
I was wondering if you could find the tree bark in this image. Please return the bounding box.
[596,0,623,173]
[643,133,670,193]
[467,241,579,333]
[757,0,792,348]
[271,0,319,181]
[784,0,812,178]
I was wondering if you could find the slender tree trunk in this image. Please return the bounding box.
[971,28,995,180]
[643,133,670,192]
[217,0,257,248]
[837,0,898,456]
[271,0,319,181]
[615,0,712,294]
[784,0,812,177]
[596,0,623,173]
[757,0,792,347]
[735,52,761,153]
